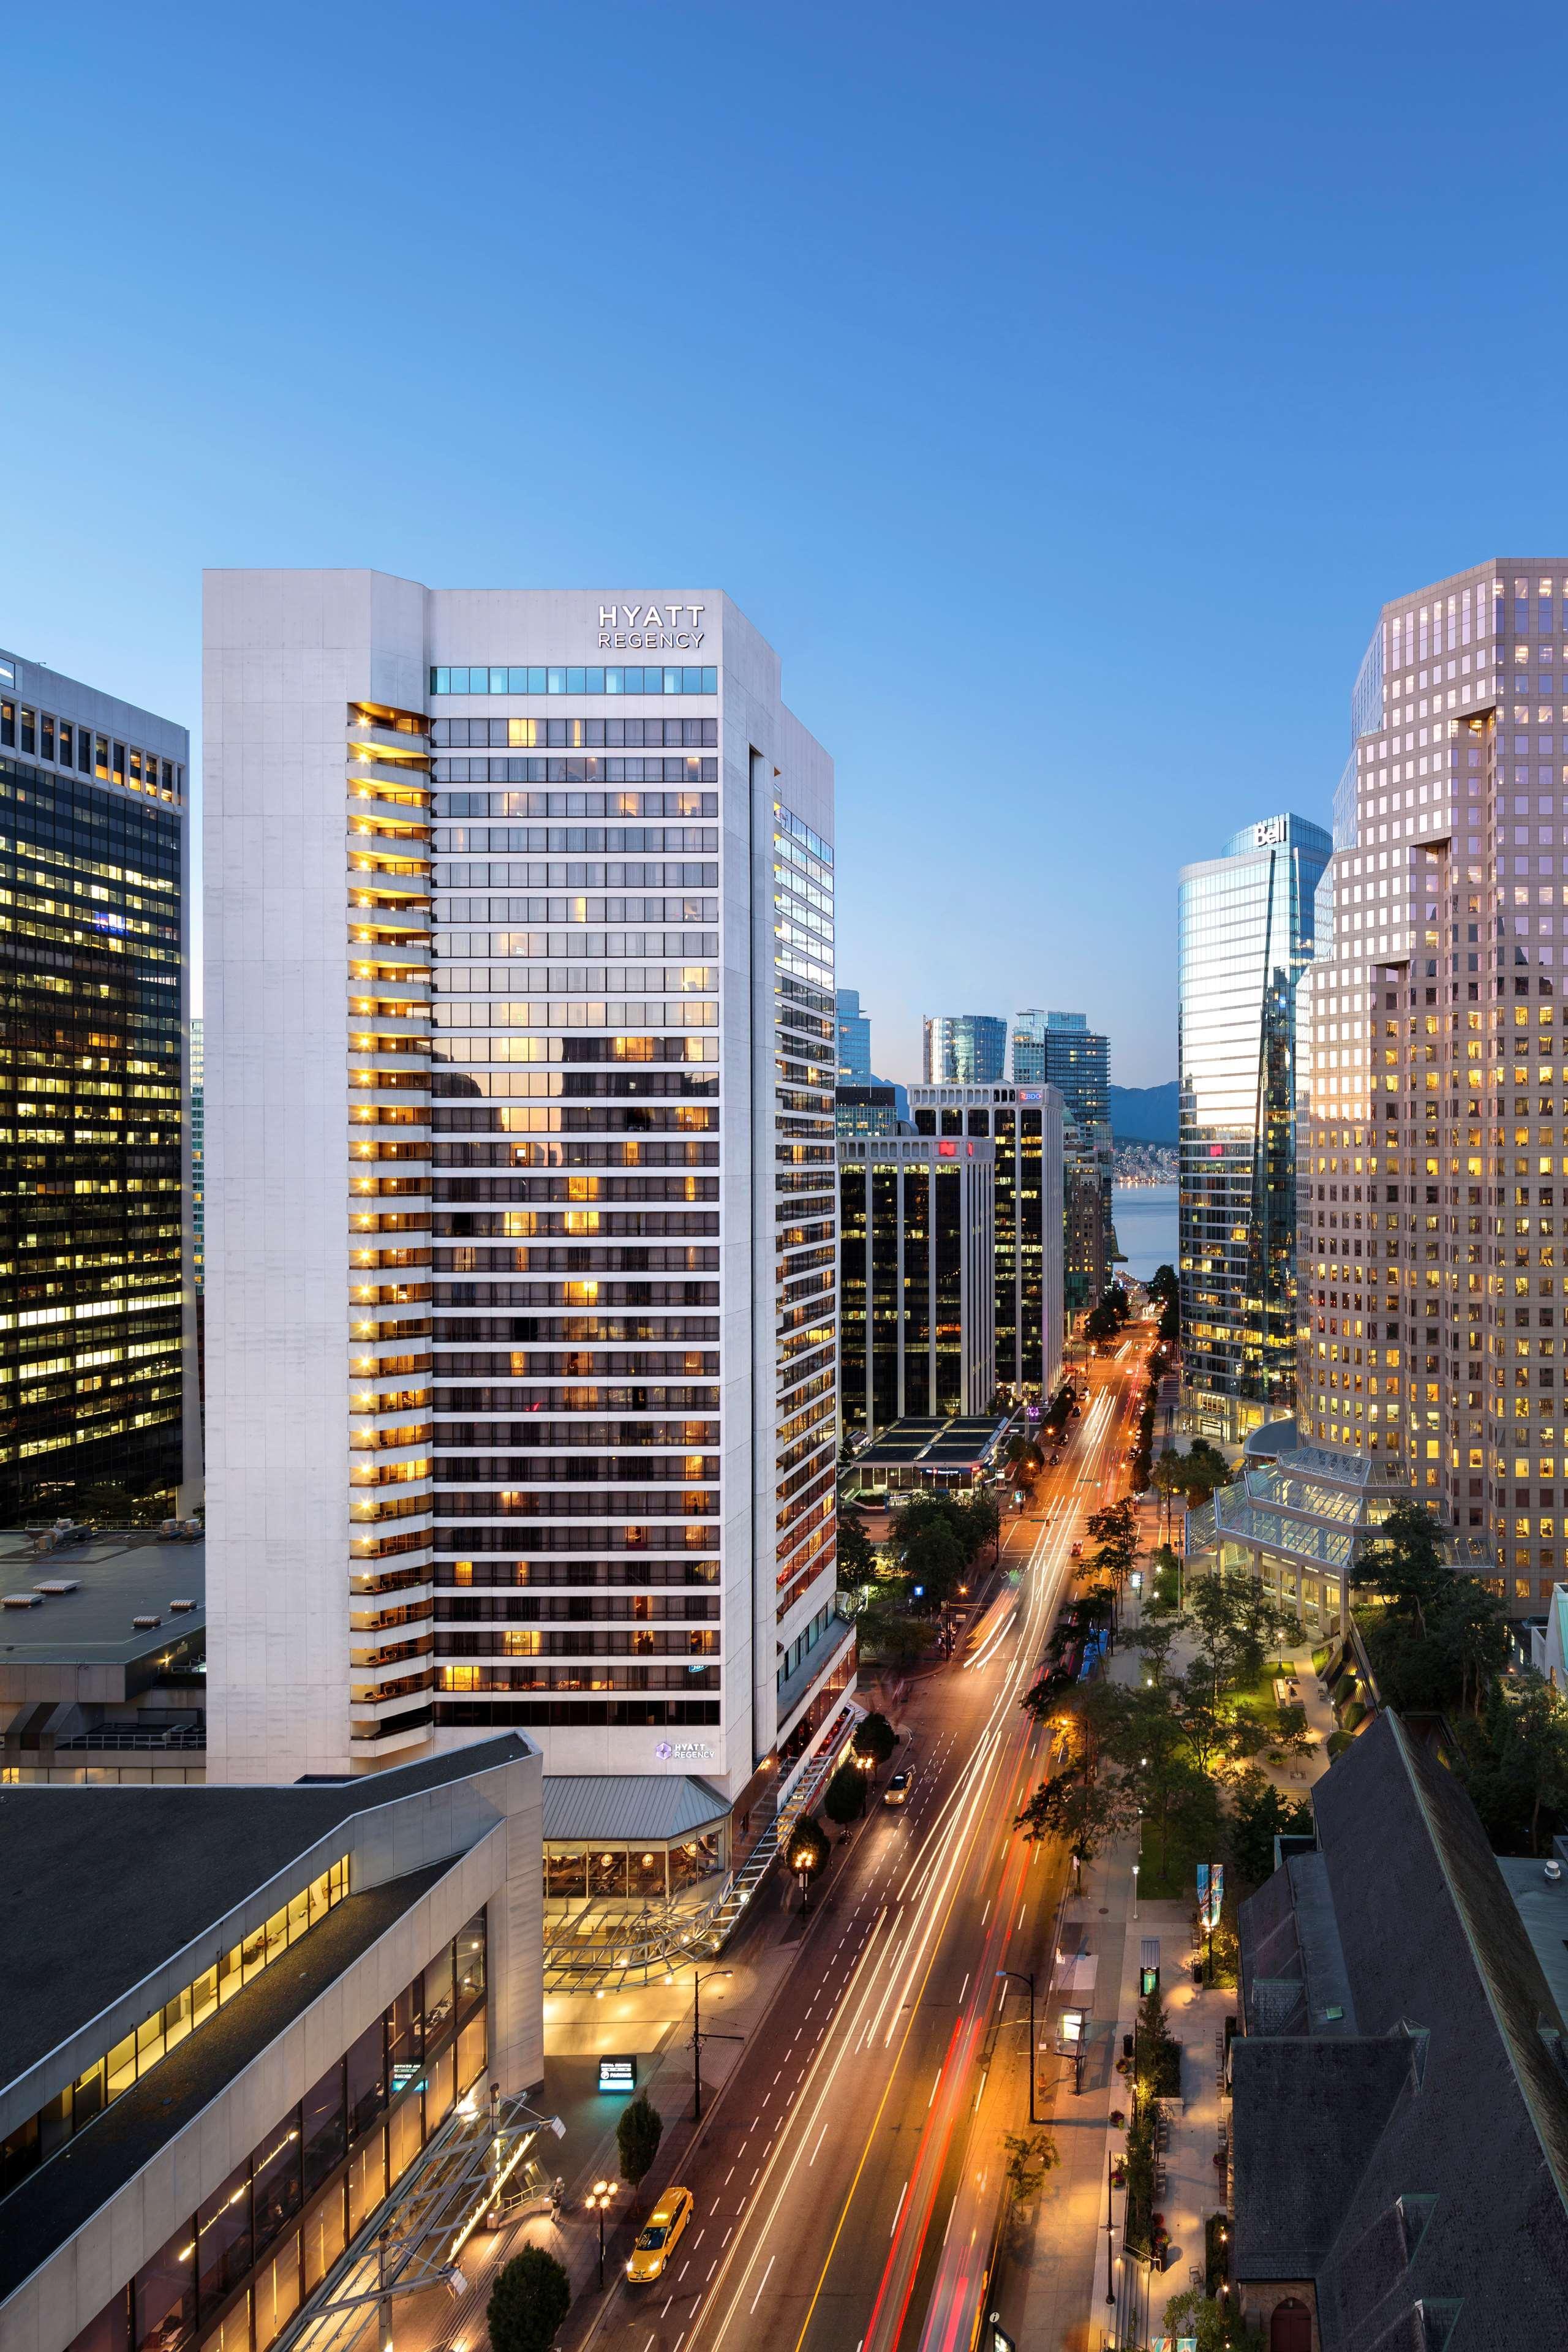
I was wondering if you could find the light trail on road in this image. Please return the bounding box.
[575,1339,1150,2352]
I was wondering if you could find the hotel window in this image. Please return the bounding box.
[0,700,12,747]
[20,706,36,755]
[41,714,55,761]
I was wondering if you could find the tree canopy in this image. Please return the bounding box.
[488,2250,571,2352]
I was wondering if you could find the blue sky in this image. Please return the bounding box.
[6,1,1568,1082]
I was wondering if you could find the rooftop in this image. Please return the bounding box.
[541,1773,730,1845]
[0,1733,532,2086]
[0,1528,206,1676]
[0,1867,445,2304]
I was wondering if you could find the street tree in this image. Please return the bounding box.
[1014,1764,1138,1887]
[488,2249,571,2352]
[823,1762,865,1826]
[836,1503,877,1587]
[1003,2130,1060,2199]
[854,1708,898,1766]
[616,2092,664,2203]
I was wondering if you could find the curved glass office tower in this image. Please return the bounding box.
[1178,815,1330,1439]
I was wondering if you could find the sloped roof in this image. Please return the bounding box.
[1233,1708,1568,2348]
[1231,2035,1415,2277]
[541,1774,730,1844]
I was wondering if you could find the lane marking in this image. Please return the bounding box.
[889,2177,909,2236]
[749,2255,776,2313]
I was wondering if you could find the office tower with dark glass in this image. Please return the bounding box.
[1035,1012,1115,1322]
[923,1014,1006,1086]
[204,575,853,1814]
[1291,562,1568,1618]
[1178,815,1330,1441]
[908,1083,1065,1400]
[0,650,193,1520]
[838,1132,996,1431]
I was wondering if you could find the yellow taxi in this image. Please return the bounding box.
[626,2185,695,2283]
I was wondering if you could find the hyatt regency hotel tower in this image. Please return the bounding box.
[203,576,852,1829]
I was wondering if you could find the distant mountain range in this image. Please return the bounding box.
[1107,1082,1179,1144]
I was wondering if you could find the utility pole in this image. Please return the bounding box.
[677,1964,734,2121]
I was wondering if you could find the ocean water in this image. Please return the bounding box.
[1114,1182,1178,1283]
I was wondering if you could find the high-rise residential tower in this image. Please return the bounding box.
[204,574,851,1806]
[1291,562,1568,1617]
[1039,1011,1110,1129]
[1178,815,1331,1440]
[0,650,194,1519]
[835,986,872,1082]
[923,1014,1006,1086]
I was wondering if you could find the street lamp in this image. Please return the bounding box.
[584,2179,619,2290]
[1132,1860,1140,1923]
[789,1833,823,1913]
[995,1967,1038,2123]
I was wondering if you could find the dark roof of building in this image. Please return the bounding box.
[0,1529,206,1674]
[0,1734,531,2085]
[0,1865,447,2303]
[1230,2034,1417,2276]
[1233,1709,1568,2349]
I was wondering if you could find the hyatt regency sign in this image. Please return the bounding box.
[598,603,706,651]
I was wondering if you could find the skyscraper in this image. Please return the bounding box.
[1011,1008,1048,1084]
[908,1083,1065,1399]
[835,986,872,1082]
[1178,815,1330,1439]
[923,1014,1007,1086]
[1039,1011,1110,1129]
[190,1014,205,1296]
[0,650,194,1519]
[1292,562,1568,1618]
[838,1130,997,1430]
[204,574,853,1811]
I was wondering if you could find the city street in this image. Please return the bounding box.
[559,1336,1153,2352]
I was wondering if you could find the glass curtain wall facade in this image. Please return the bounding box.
[1040,1014,1110,1129]
[56,1914,488,2352]
[1294,561,1568,1617]
[835,987,872,1082]
[922,1015,1006,1086]
[1178,815,1330,1440]
[1011,1008,1048,1085]
[0,655,190,1518]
